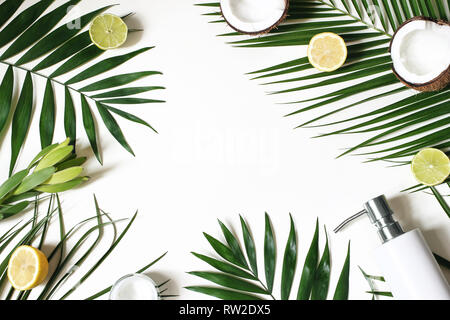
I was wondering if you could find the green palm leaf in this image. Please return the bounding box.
[297,218,319,299]
[188,214,351,300]
[1,0,81,60]
[0,2,164,173]
[0,66,13,134]
[16,5,114,65]
[280,214,297,299]
[40,80,56,148]
[197,0,450,162]
[0,0,54,49]
[10,72,33,176]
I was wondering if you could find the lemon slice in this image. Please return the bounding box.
[7,245,49,290]
[411,148,450,186]
[307,32,347,72]
[89,14,128,50]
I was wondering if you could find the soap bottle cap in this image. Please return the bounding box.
[334,195,404,243]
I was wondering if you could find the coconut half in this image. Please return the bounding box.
[220,0,289,35]
[390,16,450,92]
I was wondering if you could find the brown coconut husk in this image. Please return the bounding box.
[389,16,450,92]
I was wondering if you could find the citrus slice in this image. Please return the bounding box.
[411,148,450,186]
[89,13,128,50]
[307,32,347,72]
[7,245,49,290]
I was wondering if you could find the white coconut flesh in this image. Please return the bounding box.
[391,19,450,85]
[221,0,287,34]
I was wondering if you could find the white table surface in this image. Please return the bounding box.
[0,0,449,300]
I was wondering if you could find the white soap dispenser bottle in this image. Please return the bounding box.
[335,195,450,300]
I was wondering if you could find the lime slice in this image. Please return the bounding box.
[411,148,450,186]
[89,14,128,50]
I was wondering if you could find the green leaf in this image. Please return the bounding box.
[57,157,87,171]
[218,219,248,268]
[366,290,393,297]
[27,144,58,170]
[44,167,83,185]
[188,272,267,294]
[96,102,135,156]
[0,66,14,134]
[16,5,113,65]
[240,215,258,276]
[59,211,138,299]
[203,232,245,268]
[430,186,450,219]
[185,286,262,300]
[264,213,276,293]
[80,96,101,164]
[1,0,81,60]
[192,252,256,280]
[0,0,54,49]
[333,241,351,300]
[39,80,55,149]
[66,47,153,85]
[434,253,450,270]
[104,105,157,133]
[0,0,25,29]
[13,167,55,195]
[32,31,92,72]
[10,71,33,176]
[0,201,30,220]
[98,98,165,104]
[0,169,29,200]
[50,45,104,78]
[80,71,162,92]
[297,218,319,300]
[281,214,297,300]
[34,177,87,193]
[91,86,165,99]
[311,228,330,300]
[359,266,385,281]
[399,0,413,19]
[35,145,74,172]
[64,88,76,145]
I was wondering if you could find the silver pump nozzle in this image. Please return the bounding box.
[333,195,404,243]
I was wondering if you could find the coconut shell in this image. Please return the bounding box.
[390,16,450,92]
[220,0,289,36]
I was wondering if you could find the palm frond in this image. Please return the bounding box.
[0,1,164,175]
[187,214,351,300]
[197,0,450,162]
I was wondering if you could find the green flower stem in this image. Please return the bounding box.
[317,0,392,38]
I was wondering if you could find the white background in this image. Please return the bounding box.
[0,0,449,300]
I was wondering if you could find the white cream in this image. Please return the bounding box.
[109,274,159,300]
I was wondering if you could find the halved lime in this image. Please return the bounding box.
[89,14,128,50]
[411,148,450,186]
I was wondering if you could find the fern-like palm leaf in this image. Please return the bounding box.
[0,0,164,175]
[187,214,351,300]
[197,0,450,162]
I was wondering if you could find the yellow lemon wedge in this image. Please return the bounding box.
[7,245,49,291]
[411,148,450,186]
[307,32,347,72]
[89,13,128,50]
